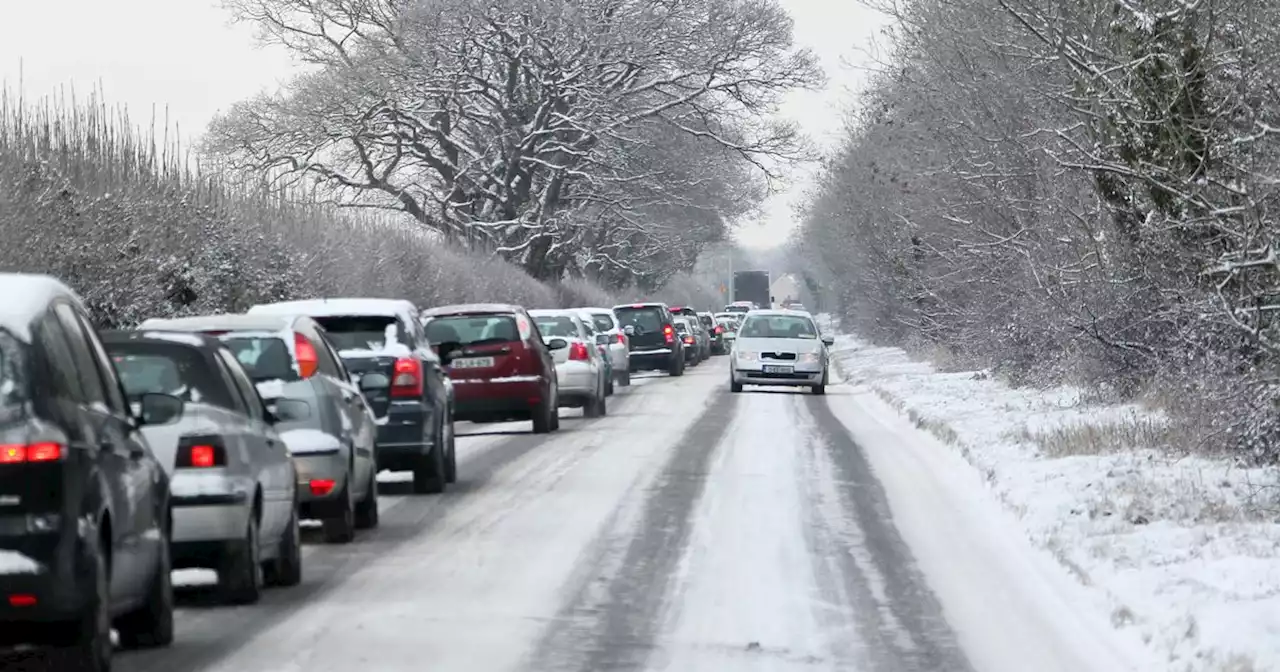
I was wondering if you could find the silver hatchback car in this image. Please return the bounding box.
[729,309,836,394]
[139,314,380,544]
[104,330,303,604]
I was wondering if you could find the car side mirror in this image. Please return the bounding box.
[270,398,312,423]
[359,372,391,391]
[595,334,609,346]
[547,338,568,350]
[822,335,835,346]
[137,393,183,426]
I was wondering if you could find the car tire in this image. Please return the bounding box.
[731,379,743,393]
[531,396,553,434]
[668,355,684,377]
[443,416,458,484]
[62,531,112,672]
[116,521,174,649]
[618,370,631,387]
[322,484,357,543]
[220,514,263,604]
[550,405,561,430]
[265,507,302,588]
[605,376,614,396]
[355,468,380,528]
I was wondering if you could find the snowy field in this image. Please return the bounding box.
[824,320,1280,672]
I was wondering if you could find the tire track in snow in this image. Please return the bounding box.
[799,392,975,672]
[525,382,737,672]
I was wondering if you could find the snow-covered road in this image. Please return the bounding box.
[113,355,1142,672]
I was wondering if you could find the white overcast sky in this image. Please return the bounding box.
[0,0,888,249]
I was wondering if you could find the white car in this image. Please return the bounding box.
[580,307,631,386]
[729,309,835,395]
[529,310,608,417]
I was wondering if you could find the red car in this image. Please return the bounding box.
[421,304,564,433]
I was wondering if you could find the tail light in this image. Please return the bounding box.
[294,332,319,378]
[682,335,695,345]
[568,342,590,361]
[615,333,626,344]
[391,357,423,397]
[177,436,226,468]
[310,479,336,496]
[714,325,724,334]
[663,324,674,344]
[0,442,63,464]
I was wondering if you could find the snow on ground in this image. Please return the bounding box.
[823,319,1280,672]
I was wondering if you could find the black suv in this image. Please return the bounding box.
[0,274,184,670]
[612,303,685,376]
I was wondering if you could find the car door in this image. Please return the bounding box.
[56,303,158,600]
[406,311,450,419]
[214,349,290,539]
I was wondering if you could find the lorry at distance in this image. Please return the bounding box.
[732,270,771,310]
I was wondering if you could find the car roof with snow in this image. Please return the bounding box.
[248,298,417,320]
[0,273,86,339]
[742,308,813,319]
[420,303,523,317]
[611,302,667,310]
[100,329,226,350]
[138,313,305,333]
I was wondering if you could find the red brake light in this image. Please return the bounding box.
[310,479,336,496]
[177,438,226,468]
[294,332,319,378]
[663,324,674,344]
[616,333,626,344]
[568,342,590,361]
[0,443,63,464]
[8,594,36,607]
[714,325,724,334]
[391,357,423,397]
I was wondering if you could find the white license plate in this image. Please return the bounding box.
[763,364,793,374]
[451,356,494,369]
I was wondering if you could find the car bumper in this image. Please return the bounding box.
[732,365,825,386]
[294,453,350,517]
[169,470,254,544]
[629,348,677,369]
[0,534,93,629]
[608,344,629,371]
[452,376,546,421]
[555,363,597,397]
[375,401,437,470]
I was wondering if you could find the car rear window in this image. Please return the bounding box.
[589,313,615,332]
[533,315,578,339]
[425,315,520,346]
[699,315,713,327]
[221,336,301,382]
[107,342,235,410]
[0,331,26,412]
[739,315,818,339]
[614,307,664,332]
[673,321,689,333]
[311,315,404,352]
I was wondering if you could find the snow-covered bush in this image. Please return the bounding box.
[0,90,705,323]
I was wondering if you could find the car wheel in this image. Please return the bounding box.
[322,483,357,543]
[355,467,380,528]
[62,531,111,672]
[619,369,631,387]
[731,379,743,393]
[220,514,263,604]
[265,506,302,587]
[443,416,458,484]
[605,376,614,396]
[550,404,561,430]
[668,355,684,377]
[116,520,174,648]
[412,448,446,496]
[531,395,553,434]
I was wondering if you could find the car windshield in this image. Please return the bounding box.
[425,315,519,346]
[533,315,579,339]
[312,315,405,352]
[220,336,301,382]
[107,342,235,409]
[739,315,818,339]
[589,313,615,332]
[614,307,664,334]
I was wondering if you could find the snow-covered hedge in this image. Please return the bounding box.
[0,92,715,325]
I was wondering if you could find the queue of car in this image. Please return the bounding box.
[0,272,824,670]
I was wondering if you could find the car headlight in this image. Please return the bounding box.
[800,351,821,364]
[736,350,758,361]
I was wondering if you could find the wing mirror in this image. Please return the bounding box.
[267,398,311,423]
[595,334,610,346]
[821,335,836,346]
[137,392,183,426]
[358,372,391,391]
[547,338,568,350]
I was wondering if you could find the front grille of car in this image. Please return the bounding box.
[762,352,796,360]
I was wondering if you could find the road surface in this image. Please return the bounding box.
[33,355,1139,672]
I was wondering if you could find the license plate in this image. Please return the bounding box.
[451,356,494,369]
[763,364,793,374]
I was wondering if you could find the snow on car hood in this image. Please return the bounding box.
[732,336,823,353]
[0,549,41,574]
[139,403,225,476]
[279,428,342,455]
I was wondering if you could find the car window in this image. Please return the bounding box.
[215,349,265,421]
[310,315,402,352]
[107,342,237,411]
[425,314,520,346]
[53,303,106,406]
[314,333,353,383]
[738,315,818,339]
[75,312,130,415]
[533,315,580,339]
[221,335,300,382]
[295,322,344,378]
[699,315,714,328]
[673,321,689,333]
[0,329,27,416]
[210,353,253,416]
[33,313,81,403]
[590,313,615,332]
[614,307,663,332]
